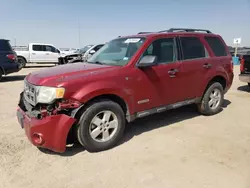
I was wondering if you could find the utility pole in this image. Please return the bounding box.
[14,37,17,46]
[78,21,81,48]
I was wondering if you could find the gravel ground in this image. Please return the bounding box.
[0,64,250,188]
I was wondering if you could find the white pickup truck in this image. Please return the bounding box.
[15,43,62,68]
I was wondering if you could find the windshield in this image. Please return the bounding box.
[88,37,145,66]
[76,45,93,54]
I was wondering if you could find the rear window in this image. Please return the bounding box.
[33,45,45,51]
[204,36,228,57]
[0,40,12,51]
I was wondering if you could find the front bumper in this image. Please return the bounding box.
[239,73,250,83]
[17,107,76,153]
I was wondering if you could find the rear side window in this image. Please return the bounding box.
[180,37,207,60]
[205,36,227,57]
[0,40,12,51]
[33,45,45,51]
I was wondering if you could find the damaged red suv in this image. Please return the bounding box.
[17,28,234,153]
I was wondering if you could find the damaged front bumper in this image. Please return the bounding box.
[16,93,80,153]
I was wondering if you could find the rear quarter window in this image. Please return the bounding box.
[0,40,12,51]
[33,45,45,51]
[204,36,228,57]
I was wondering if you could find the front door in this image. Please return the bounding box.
[132,36,185,112]
[45,45,60,63]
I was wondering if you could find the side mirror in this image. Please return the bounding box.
[137,55,158,68]
[89,50,96,55]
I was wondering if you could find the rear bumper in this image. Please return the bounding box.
[224,72,234,94]
[239,74,250,83]
[17,107,76,153]
[4,63,21,75]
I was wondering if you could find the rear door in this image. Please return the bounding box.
[30,45,47,63]
[177,35,211,99]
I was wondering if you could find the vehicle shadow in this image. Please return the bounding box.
[43,99,231,157]
[120,99,231,149]
[38,143,86,157]
[237,85,250,93]
[0,75,26,82]
[222,99,231,107]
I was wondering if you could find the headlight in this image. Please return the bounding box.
[36,86,65,104]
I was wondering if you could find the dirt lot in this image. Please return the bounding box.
[0,65,250,188]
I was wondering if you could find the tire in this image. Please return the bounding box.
[248,83,250,88]
[0,71,2,81]
[76,100,126,152]
[197,82,224,116]
[17,57,27,68]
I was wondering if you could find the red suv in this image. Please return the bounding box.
[17,28,234,153]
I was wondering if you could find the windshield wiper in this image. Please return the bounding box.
[87,61,104,65]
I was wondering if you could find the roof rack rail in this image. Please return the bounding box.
[137,32,154,34]
[159,28,212,34]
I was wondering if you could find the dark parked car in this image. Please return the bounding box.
[239,54,250,87]
[0,39,21,80]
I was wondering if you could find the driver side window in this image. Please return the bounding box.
[45,45,57,53]
[143,38,177,64]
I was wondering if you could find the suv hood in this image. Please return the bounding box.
[26,63,119,86]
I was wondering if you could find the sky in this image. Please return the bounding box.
[0,0,250,48]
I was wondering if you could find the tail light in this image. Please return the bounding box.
[6,54,16,61]
[240,57,245,72]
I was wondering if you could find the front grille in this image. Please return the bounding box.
[23,80,37,106]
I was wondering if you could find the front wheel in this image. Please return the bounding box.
[197,82,224,116]
[76,100,126,152]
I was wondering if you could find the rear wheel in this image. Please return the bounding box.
[17,57,27,68]
[197,82,224,115]
[76,100,126,152]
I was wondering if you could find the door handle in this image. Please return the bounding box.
[203,63,212,69]
[46,53,50,55]
[168,68,179,77]
[32,53,36,55]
